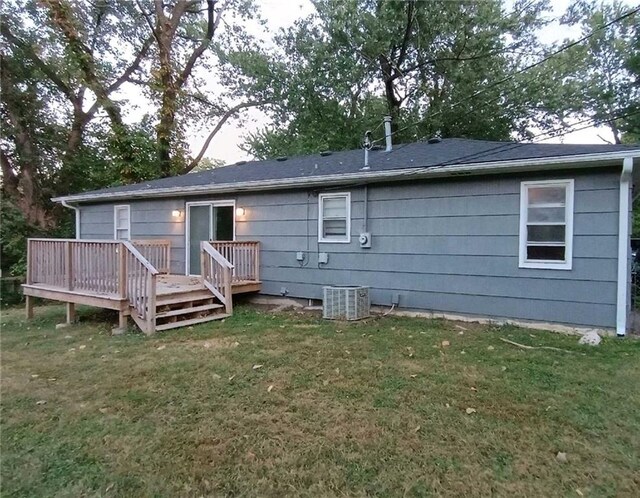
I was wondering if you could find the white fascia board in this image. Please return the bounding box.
[52,150,640,204]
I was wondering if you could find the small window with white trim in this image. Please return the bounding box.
[519,179,574,269]
[114,205,130,240]
[318,192,351,243]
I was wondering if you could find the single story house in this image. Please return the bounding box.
[30,135,640,335]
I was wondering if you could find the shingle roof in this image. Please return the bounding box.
[58,138,640,201]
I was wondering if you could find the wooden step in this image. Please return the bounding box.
[156,289,214,305]
[155,313,230,331]
[156,303,223,319]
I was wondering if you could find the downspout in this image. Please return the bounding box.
[61,200,80,239]
[616,157,633,336]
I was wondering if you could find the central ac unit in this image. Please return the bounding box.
[323,286,370,320]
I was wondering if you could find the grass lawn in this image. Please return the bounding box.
[1,303,639,497]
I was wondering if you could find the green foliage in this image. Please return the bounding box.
[555,0,639,143]
[241,0,561,158]
[0,202,73,276]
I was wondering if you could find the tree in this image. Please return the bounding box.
[556,1,639,144]
[1,0,155,227]
[128,0,275,175]
[242,0,562,159]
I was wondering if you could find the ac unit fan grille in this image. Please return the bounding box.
[323,286,370,320]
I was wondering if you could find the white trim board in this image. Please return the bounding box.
[113,205,130,240]
[318,192,351,244]
[518,179,574,270]
[184,199,236,275]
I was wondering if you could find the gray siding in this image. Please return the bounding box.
[78,168,620,328]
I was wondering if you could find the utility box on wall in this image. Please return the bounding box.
[323,286,370,320]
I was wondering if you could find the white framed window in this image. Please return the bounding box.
[318,192,351,243]
[519,179,574,270]
[114,205,130,240]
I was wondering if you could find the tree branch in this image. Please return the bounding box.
[176,0,217,89]
[0,20,73,99]
[0,148,19,197]
[135,0,161,44]
[106,35,154,93]
[185,100,269,173]
[390,52,503,83]
[42,0,124,127]
[395,0,415,72]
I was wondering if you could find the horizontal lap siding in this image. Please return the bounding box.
[80,199,186,274]
[78,168,620,328]
[237,170,619,328]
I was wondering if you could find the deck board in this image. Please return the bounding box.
[24,274,261,302]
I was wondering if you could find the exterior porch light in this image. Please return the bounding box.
[235,207,245,217]
[171,209,183,218]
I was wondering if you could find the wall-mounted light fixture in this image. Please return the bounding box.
[235,207,245,217]
[172,209,183,218]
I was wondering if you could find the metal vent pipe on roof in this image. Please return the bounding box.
[384,116,392,152]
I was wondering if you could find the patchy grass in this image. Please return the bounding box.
[1,304,639,497]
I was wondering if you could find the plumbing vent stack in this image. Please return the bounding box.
[384,115,392,152]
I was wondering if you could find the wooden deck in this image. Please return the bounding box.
[23,239,261,334]
[155,275,261,296]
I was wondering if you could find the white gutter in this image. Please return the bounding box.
[52,150,639,204]
[616,157,634,336]
[61,200,80,239]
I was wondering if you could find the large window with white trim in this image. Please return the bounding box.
[318,192,351,243]
[114,205,130,240]
[519,180,574,269]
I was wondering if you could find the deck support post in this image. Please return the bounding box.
[25,295,34,319]
[224,266,233,315]
[146,273,157,335]
[66,302,76,324]
[118,311,128,329]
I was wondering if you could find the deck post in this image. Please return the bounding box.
[65,241,73,290]
[118,310,128,330]
[66,302,76,324]
[254,242,260,281]
[25,295,34,319]
[146,272,156,335]
[200,242,206,279]
[224,266,233,315]
[26,239,32,285]
[118,243,126,299]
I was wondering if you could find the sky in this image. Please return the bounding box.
[150,0,614,166]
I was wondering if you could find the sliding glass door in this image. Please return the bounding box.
[186,202,235,275]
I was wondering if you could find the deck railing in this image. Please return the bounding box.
[26,238,159,334]
[27,239,121,294]
[200,241,233,315]
[132,239,171,274]
[209,240,260,283]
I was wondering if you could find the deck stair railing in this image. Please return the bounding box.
[209,241,259,283]
[122,241,159,334]
[200,241,233,315]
